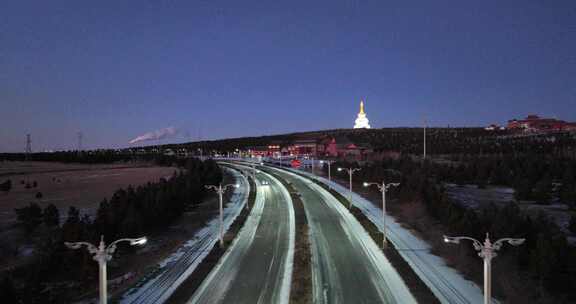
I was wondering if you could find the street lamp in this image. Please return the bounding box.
[205,183,239,248]
[250,162,257,180]
[443,233,525,304]
[337,167,360,208]
[310,157,315,175]
[320,160,333,186]
[64,235,147,304]
[363,181,400,249]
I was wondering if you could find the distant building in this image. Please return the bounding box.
[289,138,324,157]
[246,146,269,157]
[324,135,372,160]
[507,115,576,132]
[245,134,371,161]
[484,124,505,131]
[353,100,371,129]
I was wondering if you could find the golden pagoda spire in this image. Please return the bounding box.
[354,98,371,129]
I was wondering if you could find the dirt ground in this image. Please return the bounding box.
[0,161,177,228]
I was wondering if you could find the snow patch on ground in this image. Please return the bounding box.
[445,184,515,210]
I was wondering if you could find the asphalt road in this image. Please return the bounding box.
[270,167,417,304]
[297,168,487,304]
[120,168,249,304]
[187,165,295,304]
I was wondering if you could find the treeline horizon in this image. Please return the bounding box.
[2,127,574,159]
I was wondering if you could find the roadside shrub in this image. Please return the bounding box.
[43,204,60,227]
[569,215,576,234]
[0,180,11,192]
[14,203,42,233]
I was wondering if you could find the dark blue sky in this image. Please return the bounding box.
[1,0,575,152]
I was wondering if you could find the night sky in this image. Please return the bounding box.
[1,0,575,152]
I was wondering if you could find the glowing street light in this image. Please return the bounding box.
[337,167,360,208]
[363,181,400,249]
[205,183,239,247]
[443,233,525,304]
[64,235,147,304]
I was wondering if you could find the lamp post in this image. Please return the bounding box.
[337,167,360,208]
[248,162,259,209]
[251,162,257,180]
[423,119,427,161]
[443,233,525,304]
[310,157,315,175]
[363,181,400,249]
[205,183,239,247]
[64,235,147,304]
[320,160,333,185]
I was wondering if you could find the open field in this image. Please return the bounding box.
[0,161,177,228]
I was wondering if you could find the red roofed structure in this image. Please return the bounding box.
[507,115,576,132]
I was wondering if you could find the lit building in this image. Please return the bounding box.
[353,99,371,129]
[507,115,576,132]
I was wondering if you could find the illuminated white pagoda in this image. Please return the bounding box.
[353,99,371,129]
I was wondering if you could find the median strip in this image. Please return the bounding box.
[263,168,313,304]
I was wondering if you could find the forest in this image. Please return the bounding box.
[331,155,576,302]
[0,157,223,303]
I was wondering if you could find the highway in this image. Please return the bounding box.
[269,166,417,304]
[292,168,487,304]
[120,168,250,304]
[187,164,295,304]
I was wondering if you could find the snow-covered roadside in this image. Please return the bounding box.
[289,168,489,304]
[120,168,249,304]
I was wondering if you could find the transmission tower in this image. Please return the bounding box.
[77,132,83,151]
[25,134,32,160]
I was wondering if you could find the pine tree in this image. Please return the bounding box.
[0,276,18,302]
[14,202,42,233]
[43,204,60,227]
[0,179,11,192]
[559,167,576,207]
[569,215,576,234]
[533,175,552,204]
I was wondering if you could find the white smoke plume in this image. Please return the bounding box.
[129,127,184,144]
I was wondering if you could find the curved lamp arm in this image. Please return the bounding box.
[205,185,219,191]
[338,167,361,174]
[223,183,239,191]
[363,182,380,189]
[363,181,400,192]
[107,237,147,254]
[443,235,483,251]
[492,238,525,251]
[64,241,98,255]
